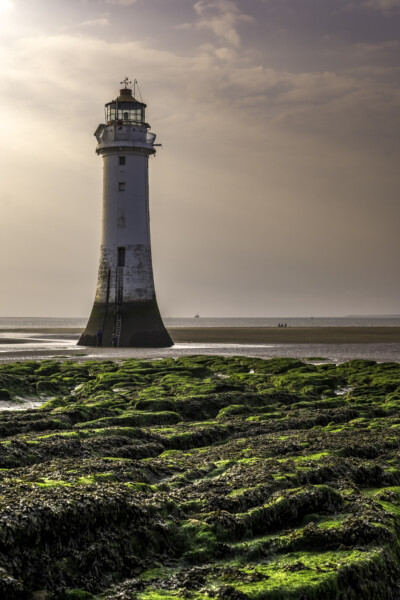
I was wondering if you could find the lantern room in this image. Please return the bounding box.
[105,86,148,127]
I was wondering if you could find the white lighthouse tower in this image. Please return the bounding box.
[79,79,172,347]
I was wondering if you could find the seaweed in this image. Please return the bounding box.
[0,356,399,598]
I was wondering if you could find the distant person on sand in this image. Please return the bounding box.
[112,333,117,348]
[96,328,103,347]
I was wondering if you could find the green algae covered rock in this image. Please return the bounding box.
[0,356,399,598]
[0,389,11,401]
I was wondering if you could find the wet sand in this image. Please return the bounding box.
[0,328,83,335]
[1,326,400,344]
[168,326,400,344]
[0,327,399,364]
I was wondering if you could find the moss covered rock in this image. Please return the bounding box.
[0,356,398,598]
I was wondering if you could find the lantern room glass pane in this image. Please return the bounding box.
[107,105,144,125]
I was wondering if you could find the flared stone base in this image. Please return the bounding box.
[78,299,173,348]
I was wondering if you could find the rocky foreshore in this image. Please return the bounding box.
[0,355,400,599]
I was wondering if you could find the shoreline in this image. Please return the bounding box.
[0,327,399,364]
[0,326,400,344]
[168,326,400,344]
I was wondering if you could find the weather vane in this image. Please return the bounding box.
[120,76,132,89]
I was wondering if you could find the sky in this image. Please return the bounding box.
[0,0,399,318]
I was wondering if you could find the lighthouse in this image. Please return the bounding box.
[79,79,172,348]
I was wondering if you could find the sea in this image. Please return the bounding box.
[1,316,400,329]
[0,316,399,364]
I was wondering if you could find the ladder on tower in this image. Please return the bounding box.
[113,267,124,346]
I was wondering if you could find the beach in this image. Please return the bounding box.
[168,326,400,344]
[0,325,399,364]
[0,327,400,598]
[0,325,400,344]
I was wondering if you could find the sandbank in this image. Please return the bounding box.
[168,326,400,344]
[0,326,399,344]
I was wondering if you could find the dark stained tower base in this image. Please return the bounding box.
[78,299,173,348]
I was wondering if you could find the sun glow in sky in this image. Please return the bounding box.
[0,0,399,317]
[0,0,13,12]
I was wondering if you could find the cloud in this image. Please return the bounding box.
[352,40,400,58]
[175,22,192,30]
[214,46,236,61]
[3,32,398,136]
[364,0,400,11]
[193,0,254,47]
[105,0,137,4]
[2,30,396,169]
[79,17,109,27]
[347,0,400,13]
[1,22,399,316]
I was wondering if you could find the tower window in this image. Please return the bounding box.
[119,156,125,165]
[118,182,125,191]
[118,247,126,267]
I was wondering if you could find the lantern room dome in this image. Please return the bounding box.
[116,87,147,106]
[105,86,148,127]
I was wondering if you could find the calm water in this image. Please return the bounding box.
[0,316,398,364]
[0,316,400,328]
